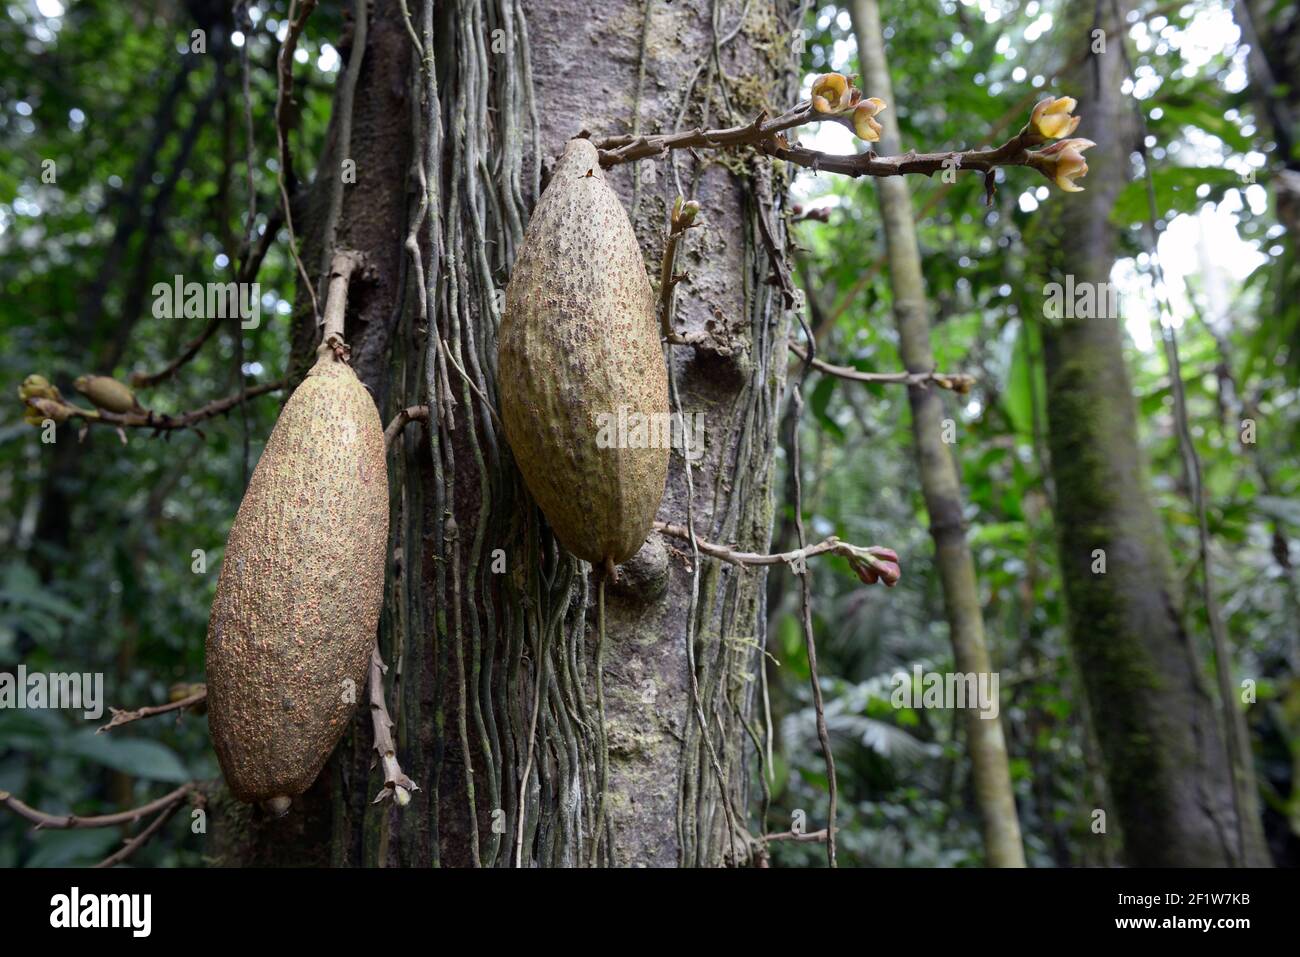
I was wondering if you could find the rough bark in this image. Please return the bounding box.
[215,0,801,867]
[848,0,1026,868]
[1029,0,1269,867]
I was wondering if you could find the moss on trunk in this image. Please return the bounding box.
[1029,0,1268,866]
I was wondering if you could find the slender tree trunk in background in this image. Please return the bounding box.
[214,0,802,867]
[1238,0,1297,172]
[1028,0,1269,867]
[1237,0,1300,521]
[848,0,1025,869]
[1237,1,1300,315]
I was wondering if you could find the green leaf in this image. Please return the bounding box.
[62,731,191,783]
[0,708,63,750]
[1003,321,1038,436]
[1111,164,1241,227]
[809,375,846,442]
[26,828,122,868]
[968,522,1028,547]
[0,562,86,623]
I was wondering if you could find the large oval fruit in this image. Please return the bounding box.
[205,353,388,805]
[498,138,669,566]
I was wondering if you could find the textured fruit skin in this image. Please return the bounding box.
[498,138,668,565]
[205,354,388,803]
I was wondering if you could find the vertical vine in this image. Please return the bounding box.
[241,0,804,868]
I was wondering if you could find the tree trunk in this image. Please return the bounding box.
[1029,0,1269,867]
[214,0,802,867]
[848,0,1026,868]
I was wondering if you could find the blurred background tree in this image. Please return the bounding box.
[768,0,1299,867]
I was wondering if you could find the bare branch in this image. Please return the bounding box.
[314,0,368,299]
[94,799,189,868]
[318,249,361,356]
[384,405,430,448]
[765,827,834,844]
[658,197,702,341]
[762,124,1043,184]
[369,644,417,806]
[788,341,975,393]
[0,783,196,831]
[98,687,207,734]
[131,315,224,389]
[26,379,287,435]
[598,101,1051,190]
[598,102,829,165]
[653,521,901,587]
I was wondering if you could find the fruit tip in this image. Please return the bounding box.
[262,795,293,817]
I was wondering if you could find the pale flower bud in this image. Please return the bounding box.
[1032,137,1096,192]
[1030,96,1081,140]
[811,73,851,113]
[852,97,888,142]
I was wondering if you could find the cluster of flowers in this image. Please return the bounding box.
[1025,95,1094,193]
[809,73,1094,192]
[809,72,889,142]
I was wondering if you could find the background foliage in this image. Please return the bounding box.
[768,0,1299,867]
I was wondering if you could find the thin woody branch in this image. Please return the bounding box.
[0,783,196,830]
[130,206,285,391]
[131,314,224,389]
[598,100,1054,188]
[318,249,361,356]
[95,798,190,868]
[765,827,834,844]
[599,77,1093,199]
[384,404,430,447]
[736,824,837,867]
[25,379,287,435]
[654,521,901,587]
[598,101,837,165]
[659,198,712,346]
[98,686,207,734]
[761,123,1043,182]
[369,644,417,806]
[788,341,975,393]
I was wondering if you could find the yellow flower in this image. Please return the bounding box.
[1034,138,1096,192]
[811,73,851,113]
[1030,96,1081,140]
[852,97,888,142]
[18,373,60,403]
[23,396,71,425]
